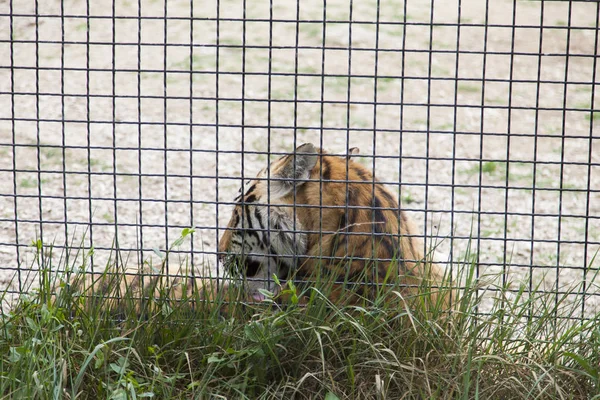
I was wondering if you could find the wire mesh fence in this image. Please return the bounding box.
[0,0,598,317]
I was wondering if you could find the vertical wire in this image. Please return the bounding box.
[371,0,381,291]
[111,0,119,257]
[449,0,463,302]
[556,0,573,315]
[530,1,545,319]
[266,0,273,286]
[35,0,44,276]
[317,0,327,276]
[581,1,599,320]
[502,0,517,289]
[423,0,435,265]
[137,0,144,291]
[240,0,247,287]
[9,0,21,291]
[292,0,300,281]
[60,0,69,270]
[397,0,407,276]
[476,0,491,313]
[86,0,94,272]
[189,0,195,275]
[163,0,169,273]
[344,0,353,263]
[215,0,220,290]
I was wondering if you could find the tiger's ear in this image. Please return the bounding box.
[347,147,360,159]
[270,143,318,198]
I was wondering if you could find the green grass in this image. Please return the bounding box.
[459,161,580,191]
[458,83,482,94]
[19,177,48,188]
[401,190,417,205]
[434,122,455,131]
[170,54,217,72]
[585,112,600,121]
[301,23,322,39]
[481,161,500,174]
[102,212,115,224]
[2,231,600,398]
[75,22,88,32]
[42,147,61,159]
[485,96,506,105]
[461,161,506,177]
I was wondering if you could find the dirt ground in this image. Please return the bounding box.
[0,0,598,314]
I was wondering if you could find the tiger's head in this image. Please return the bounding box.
[217,143,323,300]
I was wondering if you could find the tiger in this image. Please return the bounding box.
[218,143,453,308]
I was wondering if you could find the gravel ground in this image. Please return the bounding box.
[0,0,598,314]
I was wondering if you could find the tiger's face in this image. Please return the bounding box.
[218,144,318,300]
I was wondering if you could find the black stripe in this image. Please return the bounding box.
[245,184,257,196]
[372,196,386,234]
[391,235,402,260]
[254,208,265,231]
[232,210,240,227]
[379,237,396,260]
[269,246,293,278]
[254,208,270,247]
[294,267,311,280]
[347,185,359,206]
[338,212,347,231]
[241,229,261,241]
[244,205,253,230]
[331,212,349,251]
[322,156,331,181]
[331,232,347,255]
[377,186,398,207]
[355,167,370,181]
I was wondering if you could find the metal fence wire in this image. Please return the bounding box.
[1,0,598,317]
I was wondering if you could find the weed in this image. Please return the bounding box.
[42,147,61,159]
[481,161,499,174]
[401,190,417,204]
[461,161,505,176]
[458,83,481,94]
[485,96,505,105]
[75,22,88,32]
[435,122,455,131]
[19,177,48,188]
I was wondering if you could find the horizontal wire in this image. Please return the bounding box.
[4,65,599,86]
[3,171,599,196]
[0,243,595,273]
[4,12,598,30]
[2,118,599,145]
[4,38,597,59]
[4,91,600,116]
[2,214,599,245]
